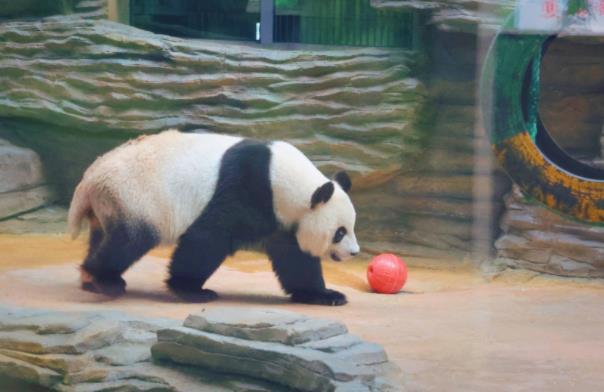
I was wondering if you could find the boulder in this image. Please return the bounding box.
[152,308,398,392]
[494,187,604,278]
[183,308,347,346]
[0,206,68,234]
[0,139,54,219]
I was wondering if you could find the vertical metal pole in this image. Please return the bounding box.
[260,0,274,44]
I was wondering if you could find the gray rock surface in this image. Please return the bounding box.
[0,139,54,219]
[494,187,604,278]
[153,308,398,392]
[0,206,68,234]
[0,307,278,391]
[0,16,424,202]
[73,0,108,20]
[183,308,348,346]
[0,307,400,391]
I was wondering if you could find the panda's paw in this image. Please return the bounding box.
[171,288,219,303]
[290,289,347,306]
[81,276,126,298]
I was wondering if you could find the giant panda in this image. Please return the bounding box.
[68,130,359,306]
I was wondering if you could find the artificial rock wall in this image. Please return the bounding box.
[0,3,519,264]
[1,3,602,272]
[0,15,441,259]
[495,187,604,278]
[0,139,54,220]
[0,12,505,262]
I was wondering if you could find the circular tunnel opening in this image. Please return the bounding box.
[532,34,604,179]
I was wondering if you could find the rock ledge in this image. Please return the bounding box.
[0,307,400,391]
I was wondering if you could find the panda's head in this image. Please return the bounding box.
[296,171,360,261]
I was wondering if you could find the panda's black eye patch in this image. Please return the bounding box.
[333,227,347,243]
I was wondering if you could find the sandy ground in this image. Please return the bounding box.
[1,234,604,391]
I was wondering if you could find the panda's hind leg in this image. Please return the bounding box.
[266,231,347,306]
[81,219,159,297]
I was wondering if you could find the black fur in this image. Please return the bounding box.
[167,139,280,301]
[311,182,334,209]
[81,220,159,297]
[333,171,352,193]
[266,231,347,306]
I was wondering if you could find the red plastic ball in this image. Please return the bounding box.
[367,254,407,294]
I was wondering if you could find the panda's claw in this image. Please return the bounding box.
[290,289,347,306]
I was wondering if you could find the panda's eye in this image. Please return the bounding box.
[333,227,347,243]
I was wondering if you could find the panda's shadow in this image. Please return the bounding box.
[122,289,289,305]
[119,289,182,303]
[216,293,290,305]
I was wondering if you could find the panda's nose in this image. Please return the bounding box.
[350,251,359,256]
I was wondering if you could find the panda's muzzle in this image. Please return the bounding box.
[330,252,342,262]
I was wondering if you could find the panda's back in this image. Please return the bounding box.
[83,130,242,242]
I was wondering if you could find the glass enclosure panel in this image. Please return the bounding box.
[274,0,419,48]
[130,0,260,41]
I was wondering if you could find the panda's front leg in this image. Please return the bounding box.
[266,231,347,306]
[167,228,231,303]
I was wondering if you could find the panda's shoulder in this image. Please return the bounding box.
[269,141,325,181]
[269,140,305,159]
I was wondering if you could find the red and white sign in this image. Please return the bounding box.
[515,0,563,32]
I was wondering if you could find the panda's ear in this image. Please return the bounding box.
[311,182,335,209]
[333,171,351,193]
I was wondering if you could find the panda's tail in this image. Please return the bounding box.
[67,182,91,240]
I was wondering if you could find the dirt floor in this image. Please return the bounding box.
[1,234,604,391]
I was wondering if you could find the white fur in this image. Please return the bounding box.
[270,141,359,259]
[69,130,360,259]
[70,130,241,243]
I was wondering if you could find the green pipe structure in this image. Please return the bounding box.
[480,15,604,223]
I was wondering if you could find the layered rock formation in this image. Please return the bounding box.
[0,9,494,262]
[0,206,67,234]
[73,0,108,20]
[0,139,54,220]
[0,15,433,258]
[0,307,399,391]
[0,307,186,391]
[495,187,604,278]
[2,2,600,272]
[355,30,509,261]
[152,308,398,391]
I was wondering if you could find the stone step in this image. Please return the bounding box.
[0,353,63,389]
[153,308,396,392]
[0,312,93,335]
[183,308,347,346]
[0,319,123,355]
[75,9,107,20]
[0,349,89,375]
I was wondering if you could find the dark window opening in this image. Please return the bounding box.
[273,0,418,48]
[130,0,260,41]
[129,0,421,49]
